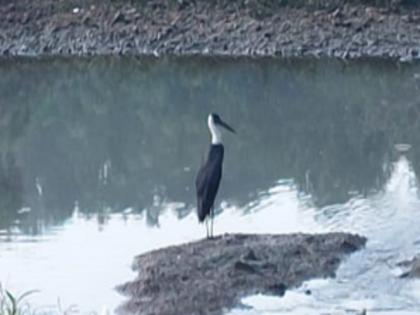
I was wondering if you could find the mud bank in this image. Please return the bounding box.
[399,255,420,278]
[0,0,420,59]
[117,233,366,315]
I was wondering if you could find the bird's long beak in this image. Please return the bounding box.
[218,119,236,133]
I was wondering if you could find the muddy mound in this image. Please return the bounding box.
[117,232,366,315]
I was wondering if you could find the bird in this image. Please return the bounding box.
[195,113,235,239]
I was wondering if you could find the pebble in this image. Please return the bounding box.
[0,1,419,60]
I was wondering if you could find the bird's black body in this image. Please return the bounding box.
[195,112,234,238]
[195,144,224,222]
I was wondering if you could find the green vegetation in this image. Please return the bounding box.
[0,287,37,315]
[0,286,86,315]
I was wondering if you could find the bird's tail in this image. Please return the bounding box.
[197,204,207,222]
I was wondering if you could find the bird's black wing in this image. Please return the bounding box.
[195,145,224,222]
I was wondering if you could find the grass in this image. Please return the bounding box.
[0,286,38,315]
[0,285,102,315]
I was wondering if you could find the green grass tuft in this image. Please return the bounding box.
[0,286,38,315]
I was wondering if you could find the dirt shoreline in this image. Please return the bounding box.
[1,0,420,59]
[116,233,366,315]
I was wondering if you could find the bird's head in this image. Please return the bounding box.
[207,113,235,145]
[208,113,235,134]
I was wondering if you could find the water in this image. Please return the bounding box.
[230,155,420,315]
[1,57,420,314]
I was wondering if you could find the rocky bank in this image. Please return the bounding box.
[0,0,420,59]
[398,255,420,278]
[116,233,366,315]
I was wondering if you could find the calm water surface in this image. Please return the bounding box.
[1,57,420,314]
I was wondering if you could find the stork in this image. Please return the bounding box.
[195,113,235,239]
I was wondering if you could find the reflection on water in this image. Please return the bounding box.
[1,57,420,313]
[230,154,420,315]
[0,181,318,313]
[2,57,420,233]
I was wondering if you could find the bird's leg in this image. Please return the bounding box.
[210,206,214,239]
[205,216,209,239]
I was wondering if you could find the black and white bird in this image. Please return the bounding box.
[195,113,235,239]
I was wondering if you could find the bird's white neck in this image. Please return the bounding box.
[208,115,222,145]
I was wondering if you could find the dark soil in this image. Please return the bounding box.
[1,0,420,59]
[116,232,366,315]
